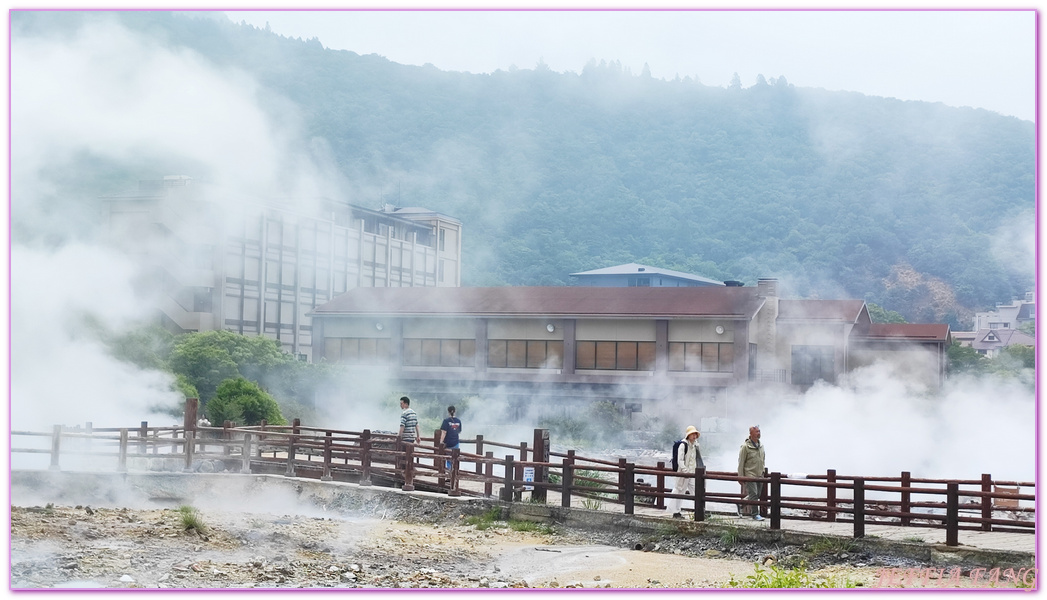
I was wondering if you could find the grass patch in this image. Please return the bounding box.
[725,564,859,588]
[719,526,740,547]
[902,536,925,543]
[177,505,207,534]
[581,497,604,510]
[465,507,503,530]
[508,519,554,535]
[804,536,857,556]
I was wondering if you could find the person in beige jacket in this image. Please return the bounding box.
[737,426,766,520]
[666,425,704,519]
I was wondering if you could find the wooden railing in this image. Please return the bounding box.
[11,401,1034,546]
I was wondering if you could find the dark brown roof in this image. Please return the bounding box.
[777,299,866,322]
[860,324,951,342]
[312,286,764,319]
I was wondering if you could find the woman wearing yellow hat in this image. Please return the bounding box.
[666,425,704,519]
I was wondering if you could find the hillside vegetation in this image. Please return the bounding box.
[14,11,1035,328]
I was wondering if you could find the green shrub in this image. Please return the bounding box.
[206,377,286,426]
[725,564,858,588]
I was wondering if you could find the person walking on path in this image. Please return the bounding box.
[738,425,766,521]
[666,425,704,519]
[398,396,418,444]
[438,405,462,470]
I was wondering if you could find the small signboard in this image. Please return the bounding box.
[523,466,535,491]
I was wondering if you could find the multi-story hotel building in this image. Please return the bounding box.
[102,176,462,359]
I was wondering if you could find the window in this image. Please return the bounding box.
[629,277,651,287]
[488,340,564,369]
[791,345,835,386]
[327,338,392,365]
[576,341,656,371]
[439,229,446,251]
[403,339,475,367]
[668,342,734,372]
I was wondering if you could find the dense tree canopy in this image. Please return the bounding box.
[15,11,1035,328]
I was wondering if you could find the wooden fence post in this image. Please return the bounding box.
[402,444,415,492]
[853,478,865,539]
[223,421,233,456]
[901,471,912,526]
[501,455,515,502]
[946,482,960,546]
[484,451,495,498]
[241,433,253,473]
[359,430,372,486]
[258,420,268,458]
[760,467,769,517]
[448,448,462,497]
[980,473,992,532]
[770,472,781,530]
[118,429,129,472]
[618,458,628,505]
[514,443,527,502]
[533,429,550,504]
[474,434,484,476]
[826,469,837,522]
[139,421,148,455]
[321,433,333,481]
[655,461,666,510]
[284,432,297,477]
[695,466,706,521]
[183,429,196,472]
[562,452,575,508]
[624,462,635,515]
[49,425,61,470]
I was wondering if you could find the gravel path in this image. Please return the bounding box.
[10,503,1026,589]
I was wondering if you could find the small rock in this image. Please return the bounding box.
[119,575,135,583]
[594,575,601,581]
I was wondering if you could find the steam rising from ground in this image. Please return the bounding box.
[718,362,1034,482]
[11,15,345,437]
[11,244,178,432]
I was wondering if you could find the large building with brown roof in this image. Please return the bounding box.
[310,278,951,420]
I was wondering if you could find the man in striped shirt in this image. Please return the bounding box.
[398,396,418,443]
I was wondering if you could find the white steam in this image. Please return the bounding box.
[11,15,345,437]
[11,243,179,431]
[720,361,1034,482]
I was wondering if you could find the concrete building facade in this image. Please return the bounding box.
[309,280,951,421]
[102,176,462,359]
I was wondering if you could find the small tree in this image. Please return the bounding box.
[947,342,987,375]
[206,378,286,426]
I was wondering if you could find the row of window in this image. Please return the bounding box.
[325,338,734,373]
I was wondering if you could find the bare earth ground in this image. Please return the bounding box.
[9,505,1028,590]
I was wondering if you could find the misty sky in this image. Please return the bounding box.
[226,8,1036,122]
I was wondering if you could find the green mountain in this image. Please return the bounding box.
[13,11,1035,328]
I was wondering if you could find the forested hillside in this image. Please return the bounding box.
[14,11,1035,327]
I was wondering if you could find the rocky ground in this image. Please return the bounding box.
[10,501,1030,590]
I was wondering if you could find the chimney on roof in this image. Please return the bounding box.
[638,267,645,272]
[757,278,779,298]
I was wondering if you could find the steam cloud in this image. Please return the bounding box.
[11,14,346,437]
[9,14,1035,489]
